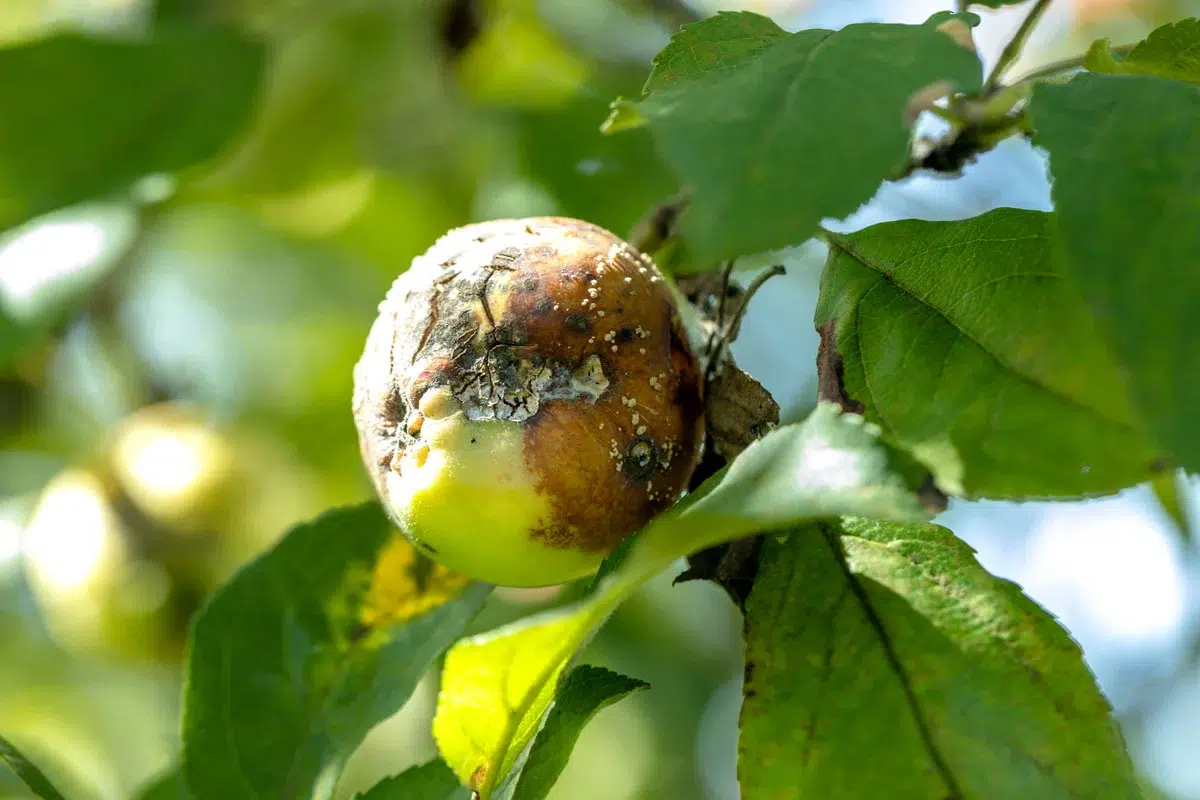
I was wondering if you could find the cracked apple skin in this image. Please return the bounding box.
[352,217,705,587]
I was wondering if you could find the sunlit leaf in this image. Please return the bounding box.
[0,27,264,233]
[1031,74,1200,474]
[355,759,469,800]
[182,503,491,800]
[641,11,788,95]
[434,404,932,797]
[815,207,1157,498]
[739,518,1140,799]
[0,733,69,800]
[1085,19,1200,83]
[625,12,981,258]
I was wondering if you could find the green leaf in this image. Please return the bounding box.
[1031,74,1200,474]
[1085,19,1200,83]
[135,767,189,800]
[599,98,646,134]
[509,666,648,800]
[740,518,1140,799]
[0,733,69,800]
[0,26,264,233]
[815,207,1158,498]
[434,404,932,797]
[355,760,469,800]
[1151,469,1193,543]
[630,12,981,259]
[0,307,36,369]
[181,503,491,800]
[516,81,677,236]
[640,11,788,95]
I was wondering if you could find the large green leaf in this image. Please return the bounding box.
[509,665,648,800]
[434,404,932,797]
[355,760,469,800]
[0,27,264,233]
[739,518,1140,799]
[1031,74,1200,474]
[815,207,1158,498]
[181,503,491,800]
[624,12,981,259]
[0,733,69,800]
[1085,18,1200,83]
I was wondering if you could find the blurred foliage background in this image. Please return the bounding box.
[2,0,1200,798]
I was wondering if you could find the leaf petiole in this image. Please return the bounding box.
[982,0,1052,93]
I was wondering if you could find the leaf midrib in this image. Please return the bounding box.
[827,232,1141,433]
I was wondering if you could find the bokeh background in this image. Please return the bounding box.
[2,0,1199,797]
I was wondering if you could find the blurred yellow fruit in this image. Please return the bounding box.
[22,468,183,663]
[20,402,329,663]
[110,403,238,533]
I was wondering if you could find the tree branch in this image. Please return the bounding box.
[983,0,1052,94]
[1009,42,1135,85]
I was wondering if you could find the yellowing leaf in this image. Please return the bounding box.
[434,404,933,798]
[182,504,490,800]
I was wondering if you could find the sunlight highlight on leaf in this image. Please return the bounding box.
[182,503,490,800]
[816,207,1156,498]
[434,404,933,798]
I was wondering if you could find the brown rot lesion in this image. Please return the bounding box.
[622,436,661,482]
[372,387,412,474]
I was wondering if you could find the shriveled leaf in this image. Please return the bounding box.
[815,207,1157,498]
[740,519,1140,799]
[435,404,932,797]
[0,733,69,800]
[1032,74,1200,473]
[182,503,491,800]
[1085,19,1200,83]
[510,666,648,800]
[0,27,263,233]
[355,759,469,800]
[629,12,981,258]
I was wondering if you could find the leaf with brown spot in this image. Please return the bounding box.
[435,404,935,798]
[182,503,490,800]
[740,519,1139,799]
